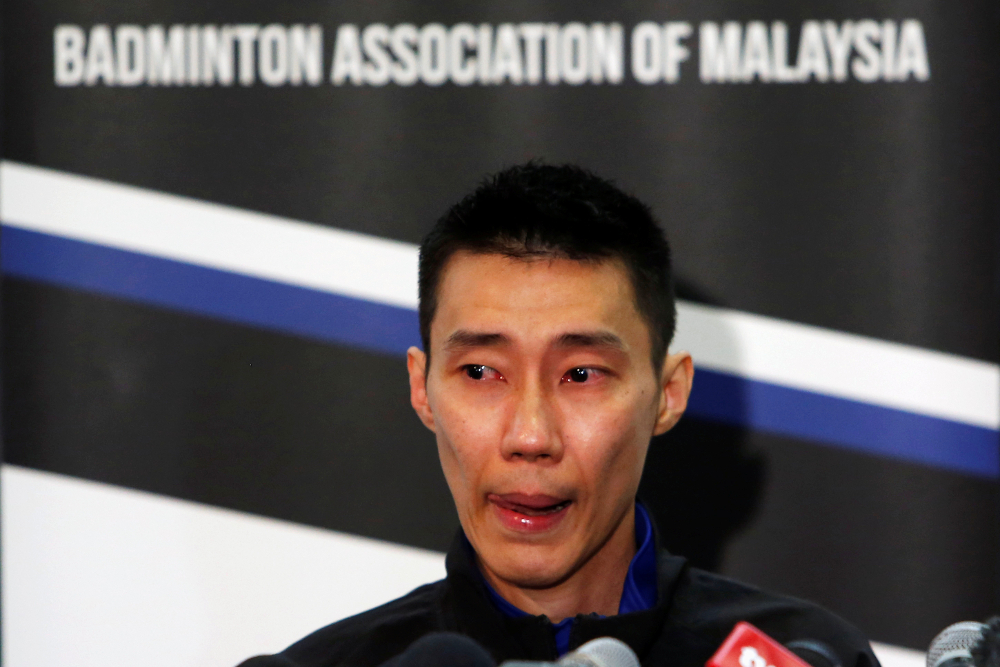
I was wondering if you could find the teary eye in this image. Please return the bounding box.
[464,364,503,381]
[563,367,596,383]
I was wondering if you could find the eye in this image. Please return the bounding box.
[463,364,504,381]
[562,367,603,383]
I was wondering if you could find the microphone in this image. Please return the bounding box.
[785,640,843,667]
[928,618,1000,667]
[381,632,497,667]
[237,656,300,666]
[973,618,1000,667]
[707,622,814,667]
[502,637,641,667]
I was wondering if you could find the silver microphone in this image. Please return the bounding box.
[502,637,640,667]
[927,621,988,667]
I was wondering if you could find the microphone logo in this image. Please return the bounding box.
[741,646,776,667]
[707,622,811,667]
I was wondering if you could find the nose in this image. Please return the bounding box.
[500,378,563,463]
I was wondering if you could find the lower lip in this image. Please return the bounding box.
[489,499,571,533]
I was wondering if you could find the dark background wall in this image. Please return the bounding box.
[2,0,998,654]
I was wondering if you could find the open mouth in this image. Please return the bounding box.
[487,493,574,529]
[492,497,572,516]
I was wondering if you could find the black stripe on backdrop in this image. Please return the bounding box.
[4,0,999,656]
[3,278,997,650]
[3,1,998,362]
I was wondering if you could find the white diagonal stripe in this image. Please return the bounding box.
[2,465,927,667]
[1,464,446,667]
[0,161,419,309]
[672,302,1000,430]
[871,642,925,667]
[3,160,997,429]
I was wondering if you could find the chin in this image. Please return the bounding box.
[486,541,576,589]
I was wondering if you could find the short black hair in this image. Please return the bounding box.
[418,162,676,370]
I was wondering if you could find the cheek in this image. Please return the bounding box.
[561,392,653,486]
[435,435,471,513]
[430,390,507,493]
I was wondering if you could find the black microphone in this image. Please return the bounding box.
[972,618,1000,667]
[705,621,847,667]
[785,639,843,667]
[381,632,497,667]
[928,618,1000,667]
[237,655,300,666]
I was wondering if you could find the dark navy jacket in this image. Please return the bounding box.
[238,523,880,667]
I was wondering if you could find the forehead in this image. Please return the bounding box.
[431,251,648,352]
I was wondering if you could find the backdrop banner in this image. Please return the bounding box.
[2,1,998,666]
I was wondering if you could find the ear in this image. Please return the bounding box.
[652,351,694,436]
[407,346,437,432]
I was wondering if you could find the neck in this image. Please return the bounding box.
[479,504,637,624]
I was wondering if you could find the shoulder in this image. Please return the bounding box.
[271,579,449,667]
[661,559,879,667]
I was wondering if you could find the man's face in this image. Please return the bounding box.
[407,251,691,589]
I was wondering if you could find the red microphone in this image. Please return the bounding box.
[707,622,812,667]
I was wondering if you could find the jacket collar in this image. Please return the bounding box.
[440,512,690,662]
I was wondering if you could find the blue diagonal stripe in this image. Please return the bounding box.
[687,369,999,478]
[3,225,997,478]
[1,225,419,356]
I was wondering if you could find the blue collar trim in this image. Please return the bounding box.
[619,501,658,614]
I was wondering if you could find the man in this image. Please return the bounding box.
[241,164,878,667]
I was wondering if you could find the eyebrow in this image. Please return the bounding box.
[556,331,626,351]
[444,330,511,350]
[442,330,626,352]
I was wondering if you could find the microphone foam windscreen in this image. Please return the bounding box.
[927,622,987,667]
[569,637,641,667]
